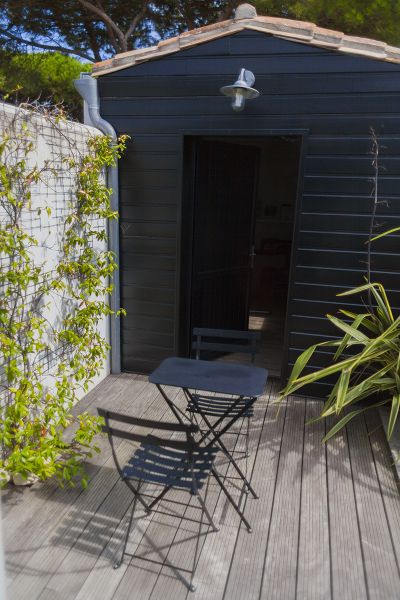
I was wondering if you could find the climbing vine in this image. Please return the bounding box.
[0,104,127,487]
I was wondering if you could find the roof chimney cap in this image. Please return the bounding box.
[234,3,257,20]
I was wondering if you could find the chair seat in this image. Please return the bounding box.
[187,393,254,418]
[122,437,218,491]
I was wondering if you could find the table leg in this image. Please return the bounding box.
[185,389,259,499]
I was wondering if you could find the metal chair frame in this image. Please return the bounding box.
[98,407,252,592]
[188,327,261,497]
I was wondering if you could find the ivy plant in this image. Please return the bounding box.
[0,105,127,487]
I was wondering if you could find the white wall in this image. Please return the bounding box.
[0,102,110,398]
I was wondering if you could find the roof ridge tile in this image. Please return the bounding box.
[92,11,400,76]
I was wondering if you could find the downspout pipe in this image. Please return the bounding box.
[74,72,121,374]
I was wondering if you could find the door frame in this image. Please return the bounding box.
[177,128,309,380]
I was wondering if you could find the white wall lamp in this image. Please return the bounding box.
[220,68,260,112]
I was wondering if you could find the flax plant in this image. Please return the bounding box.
[280,132,400,441]
[280,281,400,441]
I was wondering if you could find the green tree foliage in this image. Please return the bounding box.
[0,0,399,62]
[0,52,91,119]
[254,1,400,45]
[0,1,236,61]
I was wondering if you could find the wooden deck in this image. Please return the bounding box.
[3,373,400,600]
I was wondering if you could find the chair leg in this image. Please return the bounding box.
[188,490,219,592]
[211,467,252,533]
[113,486,139,569]
[146,485,171,511]
[244,417,250,495]
[245,416,250,459]
[196,492,219,532]
[214,438,258,499]
[198,410,259,499]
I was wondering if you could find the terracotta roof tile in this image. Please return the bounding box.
[92,4,400,76]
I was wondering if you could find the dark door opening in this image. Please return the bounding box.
[190,139,259,332]
[182,135,301,377]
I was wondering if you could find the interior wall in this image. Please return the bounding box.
[251,137,300,315]
[255,138,299,245]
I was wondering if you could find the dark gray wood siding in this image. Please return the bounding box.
[98,30,400,394]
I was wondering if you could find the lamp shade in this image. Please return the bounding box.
[220,68,260,111]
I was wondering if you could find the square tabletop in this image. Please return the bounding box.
[149,357,268,397]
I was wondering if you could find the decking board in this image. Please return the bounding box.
[2,374,400,600]
[260,398,306,600]
[36,385,184,600]
[222,383,283,600]
[326,414,368,600]
[296,400,330,600]
[189,384,273,600]
[347,416,400,600]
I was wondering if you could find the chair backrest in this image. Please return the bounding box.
[191,327,261,364]
[97,408,198,451]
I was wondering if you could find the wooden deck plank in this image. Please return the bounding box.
[145,472,227,599]
[3,374,142,586]
[69,389,188,600]
[296,399,330,600]
[189,383,274,600]
[365,411,400,572]
[260,397,306,600]
[36,385,185,600]
[2,374,134,533]
[6,376,168,599]
[115,390,256,600]
[1,374,122,523]
[222,384,284,600]
[3,376,400,600]
[347,414,400,600]
[109,389,199,599]
[326,415,367,600]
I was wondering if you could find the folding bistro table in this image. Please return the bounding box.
[149,357,268,500]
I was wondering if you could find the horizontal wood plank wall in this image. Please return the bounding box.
[98,30,400,392]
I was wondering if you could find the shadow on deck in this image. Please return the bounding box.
[2,372,400,600]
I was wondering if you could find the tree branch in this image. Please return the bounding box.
[218,0,238,22]
[123,1,149,43]
[83,21,102,62]
[77,0,126,50]
[0,28,95,61]
[173,0,194,30]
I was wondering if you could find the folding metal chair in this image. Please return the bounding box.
[98,407,252,592]
[188,327,261,497]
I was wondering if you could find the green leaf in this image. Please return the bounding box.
[323,399,390,442]
[333,313,370,360]
[370,227,400,242]
[336,368,352,414]
[287,344,318,385]
[327,314,369,343]
[323,409,364,442]
[388,393,400,440]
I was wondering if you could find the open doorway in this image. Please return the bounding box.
[249,137,301,376]
[182,135,301,377]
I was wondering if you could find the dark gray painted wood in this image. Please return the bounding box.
[98,30,400,387]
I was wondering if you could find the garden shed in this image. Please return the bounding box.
[90,3,400,396]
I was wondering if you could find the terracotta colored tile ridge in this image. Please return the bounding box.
[92,16,238,72]
[92,12,400,75]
